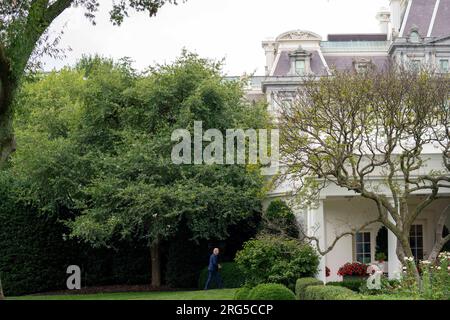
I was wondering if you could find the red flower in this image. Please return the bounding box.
[326,267,330,277]
[337,262,368,276]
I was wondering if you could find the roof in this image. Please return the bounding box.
[323,56,389,72]
[273,50,328,76]
[431,0,450,37]
[328,34,388,41]
[401,0,450,38]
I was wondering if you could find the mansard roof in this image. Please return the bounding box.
[430,0,450,37]
[323,55,389,72]
[401,0,450,38]
[273,50,328,76]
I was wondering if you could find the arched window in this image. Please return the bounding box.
[410,31,420,43]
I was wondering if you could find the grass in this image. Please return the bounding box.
[7,289,237,301]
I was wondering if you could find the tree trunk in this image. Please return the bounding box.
[0,113,16,167]
[0,55,17,167]
[150,239,161,288]
[427,205,450,263]
[398,235,422,287]
[0,275,5,300]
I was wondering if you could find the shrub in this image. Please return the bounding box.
[234,286,253,300]
[264,200,299,238]
[235,236,319,290]
[165,227,206,288]
[248,283,296,300]
[198,262,245,289]
[304,285,359,300]
[295,277,323,299]
[327,278,366,292]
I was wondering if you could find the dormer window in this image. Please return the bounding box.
[289,46,312,76]
[295,60,306,75]
[353,58,372,74]
[355,63,369,74]
[409,30,420,43]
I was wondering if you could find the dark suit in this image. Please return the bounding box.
[204,253,223,290]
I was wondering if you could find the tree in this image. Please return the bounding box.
[0,0,183,298]
[263,199,299,238]
[0,0,181,166]
[9,54,267,288]
[276,65,450,283]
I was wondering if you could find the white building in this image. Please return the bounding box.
[254,0,450,282]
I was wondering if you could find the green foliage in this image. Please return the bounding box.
[234,286,253,300]
[295,277,323,299]
[164,223,207,289]
[263,199,299,238]
[234,236,319,290]
[304,285,359,300]
[11,53,266,247]
[0,172,151,295]
[418,253,450,300]
[198,263,245,290]
[248,283,295,301]
[1,53,268,293]
[327,279,366,292]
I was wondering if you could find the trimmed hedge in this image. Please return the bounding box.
[234,286,253,300]
[327,278,366,292]
[198,262,245,289]
[304,285,359,300]
[295,277,324,300]
[248,283,296,300]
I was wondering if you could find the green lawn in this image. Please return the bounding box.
[7,289,237,300]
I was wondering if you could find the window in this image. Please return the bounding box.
[410,225,424,262]
[440,59,449,73]
[411,59,421,71]
[295,60,306,75]
[410,31,420,43]
[355,63,369,74]
[356,232,371,264]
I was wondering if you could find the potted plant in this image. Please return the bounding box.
[337,262,368,281]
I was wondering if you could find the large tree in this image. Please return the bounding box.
[277,65,450,283]
[0,0,182,299]
[8,54,267,288]
[0,0,181,166]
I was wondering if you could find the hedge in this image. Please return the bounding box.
[248,283,296,300]
[198,262,245,289]
[304,285,359,300]
[295,277,324,300]
[327,278,366,292]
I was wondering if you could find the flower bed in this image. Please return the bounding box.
[337,262,368,277]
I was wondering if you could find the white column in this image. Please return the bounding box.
[387,199,402,279]
[308,199,326,283]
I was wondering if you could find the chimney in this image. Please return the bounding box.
[376,8,391,35]
[390,0,404,35]
[262,40,277,76]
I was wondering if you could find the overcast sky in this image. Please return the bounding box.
[44,0,389,75]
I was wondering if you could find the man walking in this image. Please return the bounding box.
[204,248,223,290]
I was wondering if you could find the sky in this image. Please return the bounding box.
[44,0,389,76]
